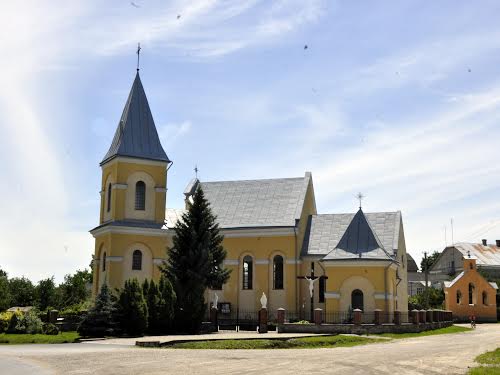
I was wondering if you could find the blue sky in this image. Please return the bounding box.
[1,0,500,282]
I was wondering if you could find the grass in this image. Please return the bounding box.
[167,335,381,349]
[468,348,500,374]
[376,325,472,339]
[0,331,80,344]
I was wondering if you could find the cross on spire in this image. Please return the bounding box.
[136,43,141,72]
[194,165,199,179]
[356,192,365,209]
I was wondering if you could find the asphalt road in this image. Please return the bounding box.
[0,324,498,374]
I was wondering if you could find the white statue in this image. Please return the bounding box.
[304,276,318,298]
[260,292,267,309]
[213,292,218,309]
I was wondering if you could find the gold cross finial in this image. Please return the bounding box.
[356,192,364,209]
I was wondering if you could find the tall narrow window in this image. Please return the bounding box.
[132,250,142,270]
[319,276,326,303]
[273,255,284,290]
[482,291,488,305]
[242,256,253,290]
[107,183,112,212]
[102,252,106,272]
[135,181,146,210]
[468,283,475,305]
[456,290,462,304]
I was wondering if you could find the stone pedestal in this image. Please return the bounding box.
[353,309,362,325]
[426,310,433,323]
[411,309,420,325]
[314,308,323,325]
[419,310,426,324]
[277,308,285,325]
[47,310,59,324]
[374,309,382,325]
[259,308,268,334]
[210,307,218,329]
[394,311,401,325]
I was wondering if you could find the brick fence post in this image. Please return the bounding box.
[277,308,285,325]
[314,308,323,325]
[394,311,401,325]
[419,310,426,324]
[411,309,420,325]
[210,306,218,330]
[353,309,362,325]
[433,310,439,322]
[259,308,268,334]
[426,310,433,323]
[374,309,382,325]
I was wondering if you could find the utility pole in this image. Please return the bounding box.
[423,251,429,309]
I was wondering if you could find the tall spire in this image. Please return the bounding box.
[101,73,170,165]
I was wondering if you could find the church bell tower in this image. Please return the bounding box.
[90,70,171,296]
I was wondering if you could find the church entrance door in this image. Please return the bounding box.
[351,289,364,311]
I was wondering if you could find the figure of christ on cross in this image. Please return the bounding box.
[297,262,328,321]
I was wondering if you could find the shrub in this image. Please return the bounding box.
[78,283,119,338]
[158,275,176,334]
[0,312,13,333]
[117,279,148,336]
[7,311,22,333]
[42,322,59,335]
[18,310,44,334]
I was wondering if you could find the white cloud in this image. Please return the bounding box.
[158,120,192,149]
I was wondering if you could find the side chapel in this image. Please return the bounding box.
[91,72,409,318]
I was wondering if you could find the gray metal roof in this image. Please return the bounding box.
[407,253,419,272]
[101,73,170,165]
[91,219,164,232]
[177,174,311,228]
[452,242,500,267]
[302,211,401,259]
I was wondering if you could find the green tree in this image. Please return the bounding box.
[408,288,445,310]
[158,275,176,333]
[59,269,92,308]
[8,277,36,307]
[420,251,441,272]
[163,186,230,333]
[36,277,58,311]
[0,267,7,278]
[117,279,148,336]
[78,283,119,337]
[145,280,160,334]
[0,274,10,311]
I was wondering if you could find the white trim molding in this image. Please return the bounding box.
[255,259,270,265]
[91,225,167,238]
[323,261,396,268]
[286,259,302,265]
[112,183,128,190]
[153,258,166,265]
[106,256,123,262]
[155,187,168,193]
[102,156,169,168]
[324,292,341,299]
[223,259,239,266]
[374,293,393,300]
[221,227,295,238]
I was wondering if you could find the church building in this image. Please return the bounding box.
[91,72,409,318]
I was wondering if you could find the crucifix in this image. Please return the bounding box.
[356,192,364,209]
[136,43,141,72]
[297,262,328,321]
[194,165,199,179]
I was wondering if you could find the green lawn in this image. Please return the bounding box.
[468,348,500,374]
[167,335,381,349]
[376,325,472,339]
[0,331,80,344]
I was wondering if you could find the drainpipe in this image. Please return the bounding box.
[384,262,391,312]
[294,226,298,313]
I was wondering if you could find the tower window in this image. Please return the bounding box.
[482,291,488,305]
[102,252,106,272]
[107,183,112,212]
[468,283,475,305]
[242,255,253,290]
[456,290,462,304]
[273,255,284,290]
[132,250,142,270]
[135,181,146,210]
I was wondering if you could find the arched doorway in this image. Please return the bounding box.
[351,289,364,311]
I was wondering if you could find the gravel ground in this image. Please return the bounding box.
[0,324,498,375]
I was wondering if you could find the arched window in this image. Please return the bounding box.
[468,283,475,305]
[456,290,462,304]
[135,181,146,210]
[107,183,112,212]
[482,291,488,305]
[132,250,142,270]
[273,255,284,290]
[102,252,106,272]
[351,289,364,311]
[242,255,253,290]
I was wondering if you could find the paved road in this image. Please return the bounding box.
[0,324,498,374]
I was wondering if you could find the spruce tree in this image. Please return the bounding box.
[78,283,119,337]
[158,275,176,333]
[145,280,160,334]
[163,186,230,333]
[117,279,148,336]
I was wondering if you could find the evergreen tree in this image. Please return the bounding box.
[158,275,176,333]
[117,279,148,336]
[0,274,10,311]
[163,186,230,333]
[78,283,119,337]
[36,277,57,311]
[145,280,160,334]
[142,279,150,297]
[8,277,36,307]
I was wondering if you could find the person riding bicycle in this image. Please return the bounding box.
[469,314,476,328]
